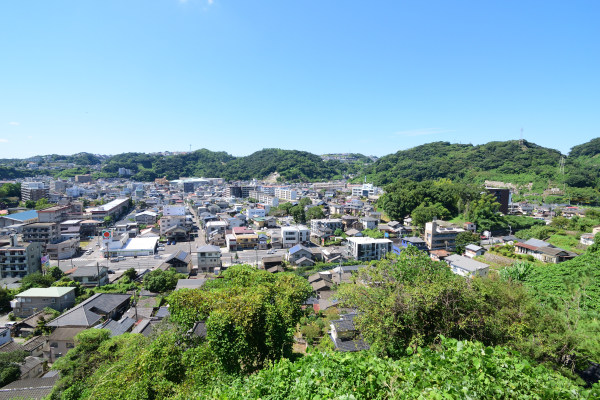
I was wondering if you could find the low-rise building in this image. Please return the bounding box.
[44,327,86,362]
[135,211,158,225]
[445,254,489,278]
[70,265,109,287]
[424,220,465,251]
[196,245,222,273]
[22,223,61,246]
[46,238,80,260]
[11,287,76,318]
[281,225,310,248]
[90,198,130,221]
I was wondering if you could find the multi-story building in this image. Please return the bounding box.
[347,237,392,261]
[351,183,381,198]
[37,205,70,223]
[232,227,258,250]
[274,188,297,201]
[311,219,344,236]
[11,287,76,318]
[196,245,222,273]
[0,236,42,279]
[90,198,130,221]
[46,238,79,260]
[75,174,93,183]
[248,190,279,207]
[281,225,310,248]
[50,180,69,192]
[486,187,511,215]
[21,182,49,202]
[22,223,61,246]
[224,186,255,198]
[246,208,266,219]
[424,220,465,251]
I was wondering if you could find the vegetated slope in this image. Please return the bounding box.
[522,252,600,314]
[366,140,564,186]
[98,148,359,182]
[564,138,600,188]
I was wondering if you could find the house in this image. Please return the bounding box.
[262,255,284,270]
[160,250,192,275]
[135,211,158,225]
[329,313,370,352]
[196,245,222,273]
[287,244,314,264]
[22,336,46,358]
[360,217,378,230]
[581,233,595,246]
[46,293,131,328]
[463,222,476,232]
[44,327,86,362]
[70,265,109,287]
[514,239,577,264]
[400,236,428,252]
[46,238,80,260]
[19,356,45,379]
[97,317,136,337]
[0,375,58,399]
[0,326,11,346]
[429,249,451,261]
[14,311,55,338]
[281,225,310,248]
[445,254,489,278]
[347,237,392,261]
[175,279,207,290]
[464,244,485,258]
[11,287,76,318]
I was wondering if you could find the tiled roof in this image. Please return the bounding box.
[47,293,131,328]
[0,376,58,400]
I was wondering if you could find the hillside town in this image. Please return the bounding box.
[1,169,598,397]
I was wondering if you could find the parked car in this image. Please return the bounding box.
[171,241,176,245]
[154,255,162,259]
[118,256,125,261]
[267,249,276,254]
[110,258,119,262]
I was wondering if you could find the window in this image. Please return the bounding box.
[66,342,74,348]
[50,342,58,348]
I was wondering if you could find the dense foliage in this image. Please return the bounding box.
[143,268,183,293]
[0,350,27,387]
[202,339,599,399]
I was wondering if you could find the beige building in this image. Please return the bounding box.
[424,220,465,251]
[197,245,222,273]
[0,236,42,279]
[11,287,76,318]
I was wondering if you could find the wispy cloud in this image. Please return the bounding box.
[208,0,214,4]
[0,139,9,143]
[8,122,19,126]
[394,128,454,137]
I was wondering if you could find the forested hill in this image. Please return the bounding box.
[97,148,364,182]
[365,139,600,188]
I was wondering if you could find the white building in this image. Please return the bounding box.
[281,225,310,248]
[351,183,381,198]
[162,205,186,216]
[347,237,392,261]
[248,190,279,207]
[246,208,266,219]
[424,220,465,251]
[274,188,297,201]
[197,245,222,273]
[445,255,489,278]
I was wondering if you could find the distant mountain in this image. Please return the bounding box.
[1,139,599,189]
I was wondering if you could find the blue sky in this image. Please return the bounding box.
[1,0,598,158]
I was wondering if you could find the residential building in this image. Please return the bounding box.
[246,208,266,219]
[160,250,192,275]
[0,236,42,279]
[75,174,93,183]
[45,327,86,362]
[46,238,79,260]
[135,211,158,225]
[233,226,258,250]
[11,287,76,318]
[21,182,49,202]
[46,293,131,328]
[400,236,428,252]
[580,233,595,246]
[22,223,61,246]
[70,265,109,287]
[37,205,70,223]
[162,205,185,216]
[329,313,370,352]
[274,188,297,201]
[287,244,315,264]
[311,219,344,236]
[90,198,130,221]
[281,225,310,248]
[514,239,577,263]
[197,245,222,273]
[248,190,279,207]
[464,244,485,258]
[347,237,392,261]
[0,326,11,346]
[361,217,378,230]
[424,220,465,251]
[445,254,490,278]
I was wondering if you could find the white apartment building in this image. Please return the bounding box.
[347,237,392,261]
[274,188,297,201]
[246,208,266,219]
[162,205,186,216]
[311,219,344,235]
[281,225,310,248]
[424,220,465,251]
[248,190,279,207]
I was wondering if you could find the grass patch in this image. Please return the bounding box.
[547,234,585,254]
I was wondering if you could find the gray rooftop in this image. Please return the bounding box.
[445,254,489,272]
[47,293,131,328]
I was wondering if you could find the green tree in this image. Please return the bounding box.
[298,197,312,207]
[24,199,36,208]
[333,228,344,237]
[35,198,49,209]
[411,202,450,229]
[305,206,324,221]
[124,268,137,281]
[466,193,503,232]
[103,215,113,227]
[47,266,64,281]
[454,231,480,254]
[20,272,55,290]
[0,287,13,312]
[143,268,182,293]
[0,350,27,387]
[290,205,306,224]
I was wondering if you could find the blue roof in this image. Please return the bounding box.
[5,210,38,222]
[289,244,309,255]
